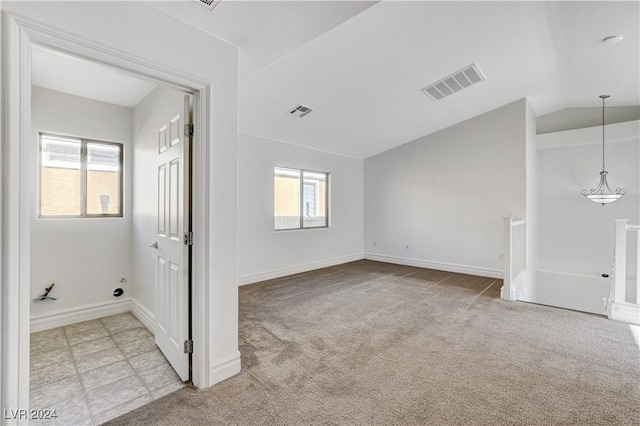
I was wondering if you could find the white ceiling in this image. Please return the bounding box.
[543,1,640,109]
[145,0,377,80]
[239,1,640,159]
[31,46,157,108]
[31,1,639,159]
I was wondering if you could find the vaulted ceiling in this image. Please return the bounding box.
[33,1,639,159]
[236,1,639,158]
[145,0,378,80]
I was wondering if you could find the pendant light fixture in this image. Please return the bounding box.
[581,95,626,206]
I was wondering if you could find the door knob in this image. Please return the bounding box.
[150,242,158,249]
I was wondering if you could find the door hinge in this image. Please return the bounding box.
[184,339,193,354]
[184,123,194,137]
[184,231,194,246]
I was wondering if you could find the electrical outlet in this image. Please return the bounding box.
[374,242,377,247]
[499,253,504,260]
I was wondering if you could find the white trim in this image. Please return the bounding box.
[191,84,212,389]
[9,14,206,93]
[30,299,158,334]
[1,13,217,413]
[240,131,362,160]
[536,268,611,280]
[500,273,523,301]
[537,119,639,150]
[208,351,241,385]
[30,299,131,333]
[238,254,364,286]
[2,14,33,420]
[610,302,640,325]
[513,271,528,301]
[365,253,502,279]
[130,298,156,333]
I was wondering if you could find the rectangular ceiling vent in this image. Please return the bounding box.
[193,0,222,11]
[289,104,314,118]
[421,63,486,101]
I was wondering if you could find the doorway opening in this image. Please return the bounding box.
[2,12,233,417]
[28,44,195,423]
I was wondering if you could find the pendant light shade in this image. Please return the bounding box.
[581,95,626,206]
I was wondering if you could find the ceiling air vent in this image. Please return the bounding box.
[421,63,486,101]
[193,0,222,11]
[289,104,314,118]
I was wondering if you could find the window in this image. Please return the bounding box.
[39,133,123,217]
[274,167,329,230]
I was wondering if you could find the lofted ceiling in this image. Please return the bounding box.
[31,1,639,159]
[238,1,639,158]
[144,0,377,80]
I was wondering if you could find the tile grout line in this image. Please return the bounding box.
[29,325,100,391]
[28,347,69,391]
[114,322,188,401]
[104,317,158,402]
[64,324,99,426]
[29,340,64,358]
[30,315,145,424]
[31,313,181,424]
[86,315,160,424]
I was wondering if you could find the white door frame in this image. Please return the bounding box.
[1,12,214,417]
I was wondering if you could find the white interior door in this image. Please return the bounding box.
[154,95,191,381]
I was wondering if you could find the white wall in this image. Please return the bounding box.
[520,100,538,299]
[238,133,364,284]
[528,121,640,315]
[30,86,133,317]
[364,99,528,278]
[3,0,239,387]
[131,86,186,314]
[536,123,639,305]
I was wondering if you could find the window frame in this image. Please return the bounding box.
[38,132,124,218]
[302,180,319,217]
[274,166,330,231]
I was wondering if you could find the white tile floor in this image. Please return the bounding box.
[30,313,185,425]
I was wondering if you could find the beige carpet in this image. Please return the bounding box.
[108,260,640,425]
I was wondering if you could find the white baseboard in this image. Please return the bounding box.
[130,298,156,333]
[30,299,131,332]
[365,253,502,279]
[500,283,519,302]
[524,270,609,316]
[238,253,364,286]
[209,351,241,385]
[514,272,528,302]
[610,302,640,325]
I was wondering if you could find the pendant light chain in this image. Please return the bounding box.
[601,95,606,171]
